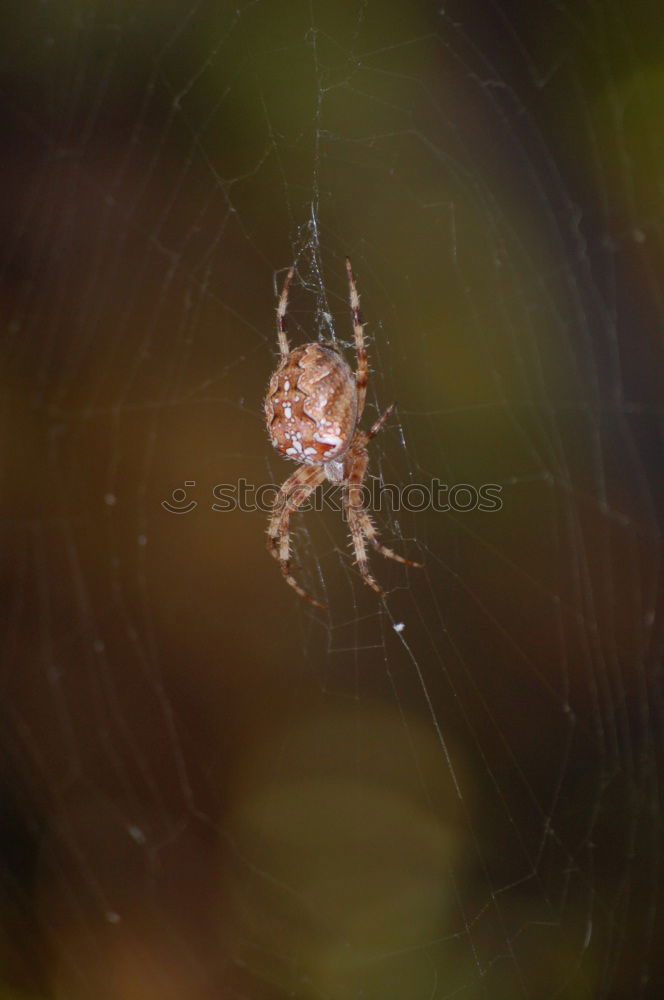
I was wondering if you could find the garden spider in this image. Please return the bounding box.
[264,257,422,608]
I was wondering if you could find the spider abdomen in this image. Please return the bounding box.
[265,343,358,465]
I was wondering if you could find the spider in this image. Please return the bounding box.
[264,257,422,609]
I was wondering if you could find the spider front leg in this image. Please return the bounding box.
[267,464,327,609]
[344,419,424,595]
[343,434,383,594]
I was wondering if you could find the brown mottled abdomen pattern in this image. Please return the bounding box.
[265,343,358,464]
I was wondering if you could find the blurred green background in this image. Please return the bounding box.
[1,1,662,997]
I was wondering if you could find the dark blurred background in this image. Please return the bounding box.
[1,1,662,997]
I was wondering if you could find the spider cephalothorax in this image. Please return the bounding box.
[265,258,422,608]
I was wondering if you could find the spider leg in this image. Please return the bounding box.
[366,401,396,441]
[356,508,424,568]
[360,405,424,567]
[344,437,424,594]
[343,440,385,594]
[345,257,368,422]
[267,463,327,609]
[276,265,294,359]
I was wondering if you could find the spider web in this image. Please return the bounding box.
[1,1,662,997]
